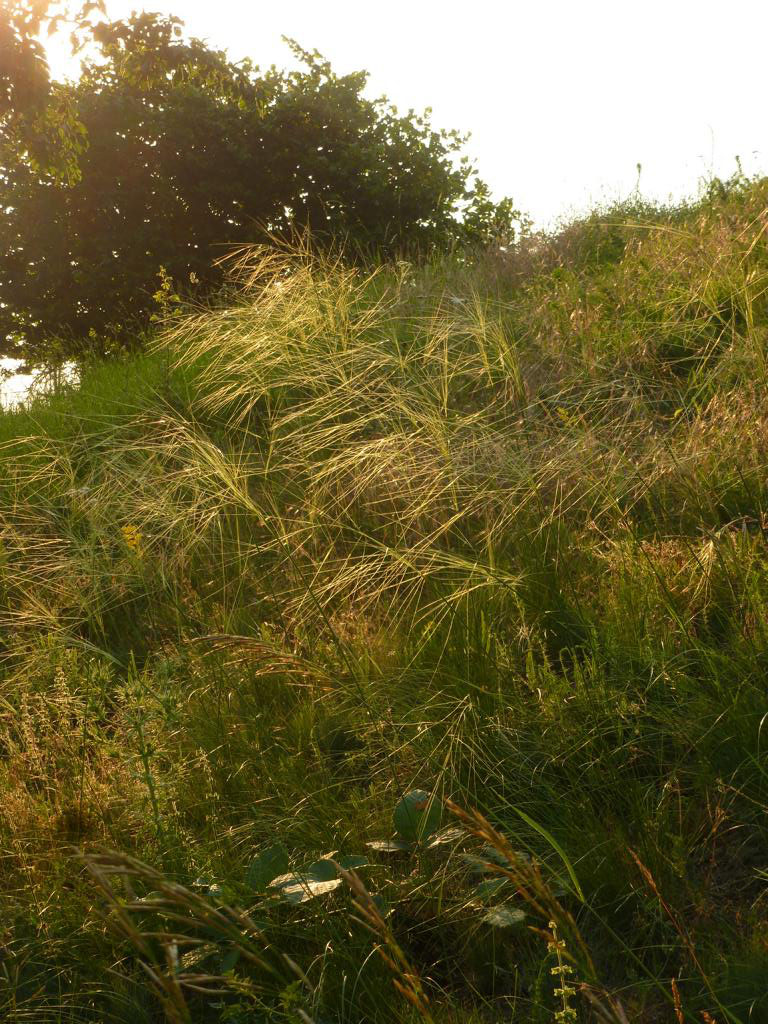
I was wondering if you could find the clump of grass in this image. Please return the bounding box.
[3,177,768,1022]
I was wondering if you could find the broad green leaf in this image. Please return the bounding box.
[393,789,442,843]
[461,853,493,873]
[366,839,414,853]
[480,843,514,867]
[304,859,338,882]
[474,877,509,900]
[246,843,289,892]
[482,906,526,929]
[268,872,298,888]
[269,874,343,903]
[426,826,464,848]
[336,855,369,870]
[462,846,530,874]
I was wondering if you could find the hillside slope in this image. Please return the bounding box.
[4,180,768,1023]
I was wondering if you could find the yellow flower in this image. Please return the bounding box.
[121,524,142,552]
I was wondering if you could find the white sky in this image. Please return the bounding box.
[44,0,768,228]
[0,357,35,406]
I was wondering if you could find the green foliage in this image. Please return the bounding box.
[246,844,290,892]
[7,183,768,1021]
[482,906,526,929]
[246,847,371,904]
[367,789,451,853]
[0,11,519,356]
[268,867,343,904]
[0,1,103,182]
[392,789,442,844]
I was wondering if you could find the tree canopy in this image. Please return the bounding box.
[1,1,105,183]
[1,9,519,356]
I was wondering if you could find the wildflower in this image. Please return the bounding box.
[121,524,142,552]
[548,921,578,1023]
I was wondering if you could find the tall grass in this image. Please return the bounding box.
[4,178,768,1022]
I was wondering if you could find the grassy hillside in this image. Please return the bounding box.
[4,179,768,1023]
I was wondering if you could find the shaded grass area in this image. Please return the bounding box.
[4,179,768,1022]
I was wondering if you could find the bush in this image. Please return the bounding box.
[0,12,520,357]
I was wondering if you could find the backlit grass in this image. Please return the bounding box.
[4,178,768,1022]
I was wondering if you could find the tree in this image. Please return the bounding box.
[0,11,520,356]
[0,1,104,182]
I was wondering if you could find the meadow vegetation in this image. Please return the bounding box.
[4,176,768,1022]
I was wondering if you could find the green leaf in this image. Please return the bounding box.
[505,805,584,901]
[480,844,515,868]
[304,859,338,882]
[480,843,531,867]
[426,826,464,848]
[393,789,442,843]
[336,855,369,870]
[219,947,241,973]
[208,883,225,905]
[366,839,414,853]
[246,843,289,892]
[134,890,165,904]
[461,853,493,874]
[268,873,342,903]
[178,942,218,971]
[474,877,509,900]
[482,906,526,929]
[461,846,530,874]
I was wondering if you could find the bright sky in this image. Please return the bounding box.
[45,0,768,228]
